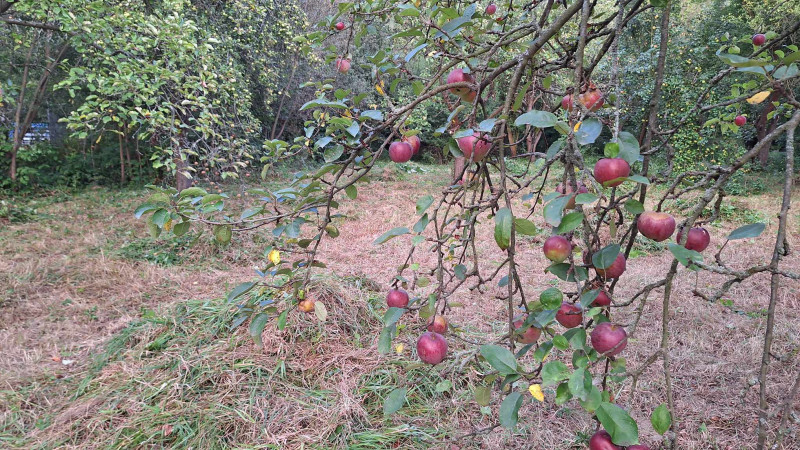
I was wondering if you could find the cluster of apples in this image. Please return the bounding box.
[388,135,421,163]
[386,288,450,364]
[589,430,651,449]
[561,85,605,113]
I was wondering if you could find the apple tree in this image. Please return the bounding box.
[136,1,800,448]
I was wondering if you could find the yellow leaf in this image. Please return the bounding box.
[573,121,581,132]
[529,384,544,402]
[375,84,385,96]
[268,249,281,265]
[747,91,771,104]
[395,343,405,354]
[163,219,173,232]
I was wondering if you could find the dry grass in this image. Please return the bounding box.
[0,165,798,449]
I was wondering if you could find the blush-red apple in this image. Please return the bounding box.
[677,227,711,252]
[335,58,351,73]
[752,33,766,46]
[446,68,476,100]
[589,430,621,450]
[386,289,409,308]
[513,315,541,344]
[591,322,628,357]
[579,88,604,111]
[735,115,747,126]
[402,135,421,155]
[335,22,345,31]
[427,315,448,334]
[595,253,626,279]
[417,332,448,365]
[456,132,491,162]
[556,302,583,328]
[556,182,589,209]
[485,4,497,15]
[593,158,630,187]
[561,94,574,111]
[592,290,612,307]
[637,211,676,242]
[388,141,413,163]
[543,235,572,263]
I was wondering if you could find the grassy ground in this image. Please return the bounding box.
[0,162,798,449]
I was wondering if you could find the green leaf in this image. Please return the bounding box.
[773,63,798,80]
[360,110,383,121]
[626,175,650,185]
[383,388,407,415]
[579,386,602,413]
[546,138,564,160]
[477,118,497,132]
[553,335,569,350]
[616,131,641,164]
[568,367,593,401]
[179,187,207,198]
[373,227,410,245]
[151,209,170,227]
[435,380,452,393]
[556,212,584,234]
[173,221,190,236]
[378,327,393,354]
[249,313,270,347]
[276,309,289,331]
[624,199,644,215]
[514,218,539,236]
[514,110,557,128]
[541,361,570,386]
[480,345,518,375]
[323,145,344,162]
[667,242,703,267]
[344,184,358,199]
[727,223,765,240]
[416,195,434,215]
[454,264,467,280]
[604,142,620,158]
[383,307,405,326]
[494,208,513,251]
[474,385,491,406]
[575,193,598,204]
[575,118,602,145]
[651,403,672,435]
[134,202,162,219]
[413,214,429,233]
[592,244,620,269]
[405,43,427,62]
[539,287,563,310]
[544,195,571,226]
[228,282,257,303]
[499,392,524,428]
[650,0,669,6]
[556,382,573,405]
[546,263,589,282]
[214,225,232,244]
[597,402,639,446]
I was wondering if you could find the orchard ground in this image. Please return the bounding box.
[1,161,799,449]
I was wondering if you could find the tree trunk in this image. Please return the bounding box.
[756,91,782,166]
[452,157,466,184]
[118,130,125,185]
[10,41,36,182]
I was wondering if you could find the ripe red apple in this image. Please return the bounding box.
[593,158,630,187]
[427,315,448,334]
[461,89,478,103]
[677,227,711,252]
[543,235,572,263]
[485,3,497,15]
[335,58,351,73]
[561,94,574,111]
[456,132,491,162]
[335,22,345,31]
[298,298,315,313]
[592,290,612,307]
[556,302,583,328]
[402,135,421,155]
[595,253,626,279]
[417,332,448,365]
[637,211,676,242]
[388,141,413,163]
[588,430,621,450]
[752,33,766,46]
[556,182,589,209]
[579,88,604,112]
[446,68,476,100]
[386,289,409,308]
[513,315,541,344]
[734,115,747,126]
[591,322,628,357]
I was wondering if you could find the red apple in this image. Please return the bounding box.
[388,141,413,163]
[752,33,766,46]
[461,89,478,103]
[588,430,621,450]
[734,115,747,126]
[513,315,541,344]
[677,227,711,252]
[556,182,589,209]
[335,58,351,73]
[637,211,676,242]
[595,253,626,279]
[592,290,612,307]
[543,235,572,263]
[427,315,448,334]
[456,132,491,162]
[556,302,583,328]
[402,135,421,155]
[579,88,604,112]
[485,3,497,15]
[561,94,574,111]
[446,68,476,100]
[593,158,630,188]
[591,322,628,357]
[335,22,345,31]
[417,332,448,365]
[386,289,409,308]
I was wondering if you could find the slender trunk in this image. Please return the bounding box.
[10,41,36,182]
[118,130,125,185]
[452,157,465,184]
[756,91,782,166]
[270,62,298,140]
[756,120,796,449]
